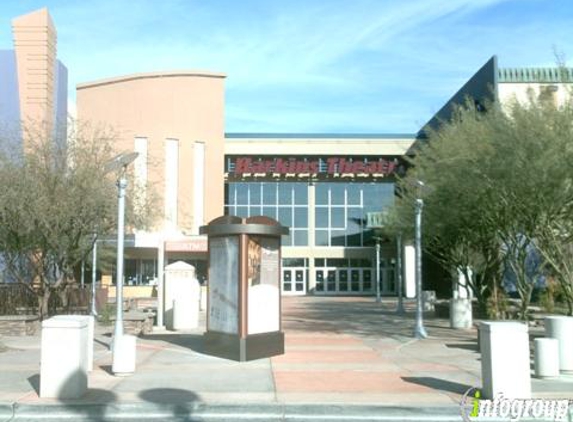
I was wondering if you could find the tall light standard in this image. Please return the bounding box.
[105,152,139,341]
[414,180,428,339]
[396,232,405,315]
[91,232,98,316]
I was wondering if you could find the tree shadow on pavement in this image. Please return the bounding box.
[401,376,473,395]
[139,388,201,421]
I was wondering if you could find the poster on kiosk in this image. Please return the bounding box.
[200,215,288,361]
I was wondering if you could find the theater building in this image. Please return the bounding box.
[75,55,572,301]
[76,69,414,298]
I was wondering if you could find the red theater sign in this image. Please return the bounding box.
[232,157,397,176]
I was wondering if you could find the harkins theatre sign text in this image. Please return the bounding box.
[231,157,397,176]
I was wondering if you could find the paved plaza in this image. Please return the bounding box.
[0,297,572,421]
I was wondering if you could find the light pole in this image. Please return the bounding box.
[105,152,139,342]
[375,239,381,303]
[396,232,405,315]
[414,181,428,339]
[91,233,98,316]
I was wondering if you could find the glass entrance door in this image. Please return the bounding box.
[282,268,306,295]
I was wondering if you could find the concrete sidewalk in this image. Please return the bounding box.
[1,297,572,421]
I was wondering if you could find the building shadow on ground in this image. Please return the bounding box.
[401,376,473,395]
[142,333,205,354]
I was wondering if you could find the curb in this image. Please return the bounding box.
[2,402,465,422]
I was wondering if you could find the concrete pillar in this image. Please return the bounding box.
[112,334,136,375]
[545,316,573,373]
[40,316,88,399]
[307,183,316,293]
[479,322,531,399]
[403,243,416,298]
[534,338,560,378]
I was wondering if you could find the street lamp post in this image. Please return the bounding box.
[375,239,381,303]
[396,232,405,315]
[414,181,428,339]
[104,152,139,343]
[113,175,128,340]
[91,233,98,316]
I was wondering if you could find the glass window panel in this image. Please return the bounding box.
[294,230,308,246]
[331,229,346,246]
[249,205,262,217]
[141,259,156,285]
[295,270,304,282]
[339,270,348,282]
[350,259,360,267]
[327,270,336,291]
[224,183,232,205]
[363,270,372,291]
[315,258,325,267]
[316,184,328,205]
[250,184,261,205]
[294,183,308,205]
[331,208,345,229]
[282,233,292,247]
[283,284,292,291]
[295,283,304,291]
[283,258,305,267]
[315,207,328,228]
[236,206,248,217]
[361,259,372,268]
[351,269,360,282]
[294,208,307,228]
[316,279,324,292]
[316,270,324,281]
[224,205,234,216]
[124,259,137,285]
[348,207,364,228]
[346,231,361,247]
[347,186,361,205]
[236,183,248,205]
[262,207,276,219]
[278,184,292,205]
[263,183,277,205]
[315,230,329,246]
[278,207,292,227]
[330,184,345,205]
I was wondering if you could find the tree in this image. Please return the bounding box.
[0,121,151,319]
[391,91,573,320]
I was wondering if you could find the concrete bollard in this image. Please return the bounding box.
[40,315,88,399]
[173,297,199,330]
[534,338,560,378]
[112,334,136,376]
[545,316,573,373]
[450,298,472,329]
[479,321,531,399]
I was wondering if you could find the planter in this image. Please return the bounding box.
[450,298,472,329]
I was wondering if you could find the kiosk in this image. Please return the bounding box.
[200,216,288,361]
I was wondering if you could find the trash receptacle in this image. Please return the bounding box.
[479,321,531,399]
[545,316,573,373]
[40,315,88,399]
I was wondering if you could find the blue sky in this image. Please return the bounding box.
[0,0,571,133]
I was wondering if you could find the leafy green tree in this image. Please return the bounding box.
[0,122,152,318]
[391,91,573,320]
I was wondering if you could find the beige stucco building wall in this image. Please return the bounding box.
[77,71,226,235]
[12,8,57,141]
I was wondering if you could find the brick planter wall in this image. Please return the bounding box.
[0,315,40,336]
